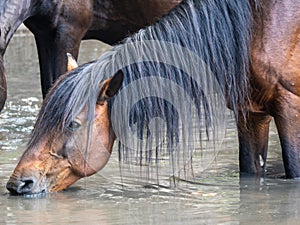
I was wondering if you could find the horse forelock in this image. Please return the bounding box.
[27,60,106,148]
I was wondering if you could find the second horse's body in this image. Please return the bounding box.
[0,0,181,109]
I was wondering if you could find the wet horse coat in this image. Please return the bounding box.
[6,0,300,195]
[0,0,181,110]
[239,1,300,177]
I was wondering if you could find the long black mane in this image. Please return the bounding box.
[29,0,257,177]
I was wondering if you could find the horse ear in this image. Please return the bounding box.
[97,70,124,104]
[67,53,78,72]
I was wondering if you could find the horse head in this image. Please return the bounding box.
[6,60,123,194]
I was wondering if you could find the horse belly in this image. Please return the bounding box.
[251,47,300,113]
[250,2,300,113]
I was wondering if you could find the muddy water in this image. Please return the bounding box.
[0,27,300,225]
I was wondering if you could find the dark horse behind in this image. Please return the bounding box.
[7,0,300,195]
[0,0,181,110]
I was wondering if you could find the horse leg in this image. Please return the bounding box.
[237,112,272,174]
[0,0,33,110]
[33,33,81,97]
[24,0,93,97]
[271,91,300,178]
[0,56,7,111]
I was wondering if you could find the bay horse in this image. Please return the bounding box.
[0,0,181,111]
[7,0,300,195]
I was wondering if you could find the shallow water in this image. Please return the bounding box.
[0,27,299,225]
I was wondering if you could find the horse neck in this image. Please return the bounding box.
[0,0,36,54]
[112,0,255,114]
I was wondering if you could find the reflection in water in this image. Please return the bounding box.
[0,28,299,225]
[239,176,300,224]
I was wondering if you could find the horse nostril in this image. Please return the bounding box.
[19,178,34,193]
[6,178,35,195]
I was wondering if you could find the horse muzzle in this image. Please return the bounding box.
[6,177,43,195]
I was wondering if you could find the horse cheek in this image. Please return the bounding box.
[86,134,112,175]
[86,105,114,173]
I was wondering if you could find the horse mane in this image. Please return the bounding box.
[29,0,257,178]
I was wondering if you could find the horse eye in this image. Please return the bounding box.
[67,121,81,131]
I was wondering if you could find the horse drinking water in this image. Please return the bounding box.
[7,0,300,194]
